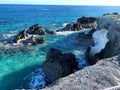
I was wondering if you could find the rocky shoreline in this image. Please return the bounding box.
[1,12,120,90]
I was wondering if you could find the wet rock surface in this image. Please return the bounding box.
[26,24,46,35]
[43,48,78,83]
[57,17,96,32]
[13,29,28,43]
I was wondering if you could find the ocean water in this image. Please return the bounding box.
[0,5,120,90]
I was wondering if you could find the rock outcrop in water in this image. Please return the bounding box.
[57,17,96,32]
[13,29,28,43]
[43,48,78,83]
[27,24,46,35]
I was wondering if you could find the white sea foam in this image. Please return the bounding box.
[56,31,80,35]
[90,29,109,55]
[29,68,46,89]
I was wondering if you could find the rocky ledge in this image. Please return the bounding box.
[44,55,120,90]
[56,16,96,32]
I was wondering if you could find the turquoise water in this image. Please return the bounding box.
[0,5,120,90]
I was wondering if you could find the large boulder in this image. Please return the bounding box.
[43,56,120,90]
[86,13,120,65]
[43,48,78,83]
[27,24,46,35]
[13,29,28,43]
[76,16,96,29]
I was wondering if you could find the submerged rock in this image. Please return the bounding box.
[27,24,46,35]
[43,48,78,83]
[44,56,120,90]
[13,29,28,43]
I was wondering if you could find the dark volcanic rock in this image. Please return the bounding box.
[46,48,62,62]
[22,36,45,45]
[43,48,78,83]
[27,24,46,35]
[13,29,28,43]
[77,16,96,29]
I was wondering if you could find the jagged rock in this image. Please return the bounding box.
[43,48,78,83]
[76,16,96,29]
[57,17,96,32]
[86,13,120,65]
[27,24,46,35]
[43,56,120,90]
[13,29,28,43]
[22,36,45,45]
[45,30,56,35]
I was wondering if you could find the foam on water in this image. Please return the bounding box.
[56,31,81,35]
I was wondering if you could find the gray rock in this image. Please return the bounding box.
[86,13,120,65]
[43,56,120,90]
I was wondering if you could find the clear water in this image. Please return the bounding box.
[0,5,120,90]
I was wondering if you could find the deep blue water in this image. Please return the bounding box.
[0,5,120,34]
[0,5,120,90]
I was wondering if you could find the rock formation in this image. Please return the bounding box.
[57,17,96,32]
[43,48,78,83]
[43,56,120,90]
[86,13,120,65]
[27,24,46,35]
[13,29,28,43]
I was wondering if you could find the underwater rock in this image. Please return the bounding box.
[43,48,78,83]
[13,29,28,43]
[27,24,46,35]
